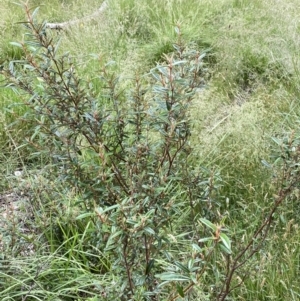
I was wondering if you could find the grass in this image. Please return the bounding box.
[1,0,300,300]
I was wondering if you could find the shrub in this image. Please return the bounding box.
[2,4,213,300]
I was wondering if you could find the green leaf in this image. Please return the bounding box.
[190,273,197,284]
[220,233,231,253]
[102,204,119,213]
[30,6,40,19]
[198,52,206,60]
[198,237,213,243]
[199,218,217,231]
[156,273,190,282]
[176,284,184,297]
[109,230,122,240]
[271,137,282,146]
[23,64,35,71]
[9,42,23,48]
[145,259,154,275]
[150,70,161,81]
[24,40,41,48]
[144,227,156,235]
[220,244,231,255]
[261,159,272,168]
[157,66,169,76]
[76,212,94,220]
[187,259,194,271]
[192,243,202,252]
[53,37,62,55]
[174,261,190,273]
[153,85,169,93]
[166,101,172,111]
[172,60,187,66]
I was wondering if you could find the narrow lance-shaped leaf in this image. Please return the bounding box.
[155,272,190,282]
[145,259,154,275]
[199,218,217,231]
[9,42,23,48]
[176,284,184,297]
[220,232,231,254]
[174,261,190,273]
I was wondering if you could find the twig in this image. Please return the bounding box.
[123,235,135,296]
[46,1,108,30]
[217,179,296,301]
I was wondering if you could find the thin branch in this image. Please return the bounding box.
[217,179,296,301]
[123,235,135,296]
[46,1,108,30]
